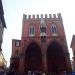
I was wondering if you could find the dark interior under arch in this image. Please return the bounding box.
[25,42,43,73]
[47,41,66,74]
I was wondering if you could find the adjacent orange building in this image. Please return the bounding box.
[10,13,72,75]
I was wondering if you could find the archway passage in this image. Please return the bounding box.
[47,41,66,75]
[25,42,43,73]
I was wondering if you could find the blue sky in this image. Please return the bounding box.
[2,0,75,66]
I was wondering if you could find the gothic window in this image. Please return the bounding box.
[51,23,57,34]
[29,25,35,37]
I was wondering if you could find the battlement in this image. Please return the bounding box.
[23,13,62,20]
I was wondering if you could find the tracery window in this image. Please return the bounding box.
[29,25,35,37]
[51,22,57,34]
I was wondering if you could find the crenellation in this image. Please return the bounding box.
[37,14,39,19]
[49,14,52,18]
[45,14,47,18]
[28,15,31,19]
[57,13,62,19]
[53,14,56,18]
[23,14,27,20]
[32,15,35,19]
[41,14,43,18]
[23,13,62,20]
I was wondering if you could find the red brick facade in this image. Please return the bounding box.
[10,13,72,75]
[71,35,75,71]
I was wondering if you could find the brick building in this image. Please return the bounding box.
[10,13,72,75]
[71,35,75,71]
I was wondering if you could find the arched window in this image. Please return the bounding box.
[29,25,35,37]
[51,22,57,34]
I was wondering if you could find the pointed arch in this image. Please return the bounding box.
[25,42,43,73]
[47,41,66,74]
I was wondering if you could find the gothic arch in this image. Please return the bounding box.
[47,41,67,74]
[23,40,41,53]
[24,42,43,73]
